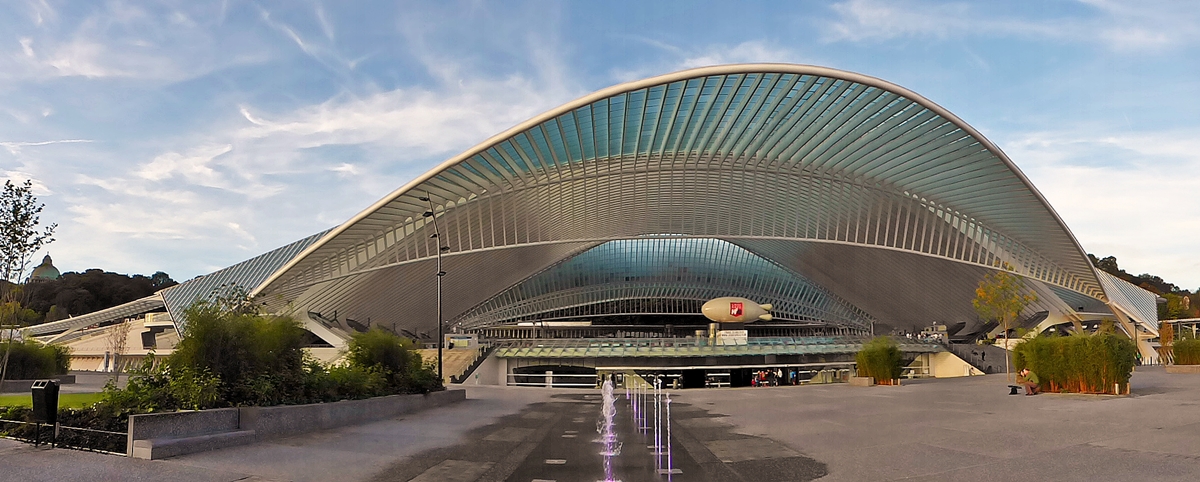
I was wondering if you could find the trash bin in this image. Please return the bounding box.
[31,379,60,425]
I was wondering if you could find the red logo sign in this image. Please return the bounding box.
[729,302,743,317]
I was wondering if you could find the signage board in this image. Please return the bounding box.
[716,329,748,346]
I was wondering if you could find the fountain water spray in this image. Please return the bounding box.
[597,378,622,482]
[657,393,681,477]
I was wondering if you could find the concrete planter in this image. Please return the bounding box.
[849,376,874,387]
[1166,364,1200,374]
[0,375,76,393]
[129,389,465,459]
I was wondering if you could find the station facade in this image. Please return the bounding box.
[26,64,1159,386]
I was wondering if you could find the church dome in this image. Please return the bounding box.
[30,255,61,281]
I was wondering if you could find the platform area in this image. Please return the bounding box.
[2,366,1199,481]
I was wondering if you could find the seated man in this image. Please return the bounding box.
[1017,368,1039,395]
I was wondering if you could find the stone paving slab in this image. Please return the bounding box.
[5,367,1200,481]
[408,460,493,482]
[673,366,1200,481]
[0,438,252,482]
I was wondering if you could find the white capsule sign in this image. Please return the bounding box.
[701,297,773,322]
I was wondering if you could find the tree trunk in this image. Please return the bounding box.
[1004,315,1013,382]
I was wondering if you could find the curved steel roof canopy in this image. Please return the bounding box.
[250,64,1110,336]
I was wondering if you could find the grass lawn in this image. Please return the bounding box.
[0,392,105,409]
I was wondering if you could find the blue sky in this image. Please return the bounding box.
[2,0,1199,288]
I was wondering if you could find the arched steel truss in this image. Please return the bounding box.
[242,64,1135,339]
[453,238,876,331]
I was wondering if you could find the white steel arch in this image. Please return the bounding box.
[245,64,1120,338]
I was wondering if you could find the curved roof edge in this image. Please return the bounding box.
[251,63,1103,303]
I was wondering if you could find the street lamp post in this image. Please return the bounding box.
[420,195,449,384]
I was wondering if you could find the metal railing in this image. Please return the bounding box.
[506,372,598,388]
[0,418,127,455]
[492,335,944,351]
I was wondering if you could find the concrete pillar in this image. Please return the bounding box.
[498,358,508,386]
[545,370,553,388]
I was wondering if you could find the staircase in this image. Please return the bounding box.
[415,348,481,384]
[451,345,496,384]
[945,343,1009,374]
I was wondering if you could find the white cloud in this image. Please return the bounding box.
[612,40,812,83]
[824,0,1199,51]
[1005,129,1200,288]
[1,169,52,195]
[2,3,272,82]
[1,139,91,155]
[329,163,359,176]
[37,41,577,278]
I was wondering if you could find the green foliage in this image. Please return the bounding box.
[855,336,903,384]
[1012,333,1136,394]
[0,300,39,326]
[97,291,442,415]
[99,356,223,412]
[973,268,1037,334]
[345,328,440,394]
[6,293,445,450]
[347,328,416,373]
[1,402,128,453]
[0,339,69,379]
[0,179,56,284]
[21,269,177,325]
[0,392,104,408]
[168,296,309,405]
[1173,338,1200,365]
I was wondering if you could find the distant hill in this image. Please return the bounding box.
[3,270,177,326]
[1089,254,1195,320]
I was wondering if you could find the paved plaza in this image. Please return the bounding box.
[3,367,1200,481]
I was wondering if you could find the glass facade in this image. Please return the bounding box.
[454,238,874,332]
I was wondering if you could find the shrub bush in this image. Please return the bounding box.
[1013,333,1135,394]
[346,328,440,394]
[0,339,70,379]
[1174,338,1200,365]
[98,297,442,415]
[168,299,310,406]
[855,336,903,384]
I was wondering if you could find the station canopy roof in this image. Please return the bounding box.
[29,64,1159,342]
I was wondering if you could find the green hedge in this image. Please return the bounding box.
[0,340,70,380]
[1174,338,1200,365]
[96,296,444,413]
[168,300,312,406]
[855,336,902,384]
[1013,334,1135,394]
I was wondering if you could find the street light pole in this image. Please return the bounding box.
[420,195,449,384]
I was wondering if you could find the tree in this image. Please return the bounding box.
[1159,321,1175,363]
[21,269,177,324]
[973,266,1037,381]
[105,318,131,380]
[0,179,56,388]
[0,180,56,284]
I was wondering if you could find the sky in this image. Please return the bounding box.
[2,0,1199,288]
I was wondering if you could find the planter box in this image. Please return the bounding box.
[129,389,465,459]
[849,376,874,387]
[1166,364,1200,374]
[0,375,76,393]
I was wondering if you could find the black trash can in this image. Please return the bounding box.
[31,379,60,425]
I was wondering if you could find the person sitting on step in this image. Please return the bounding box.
[1017,368,1039,396]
